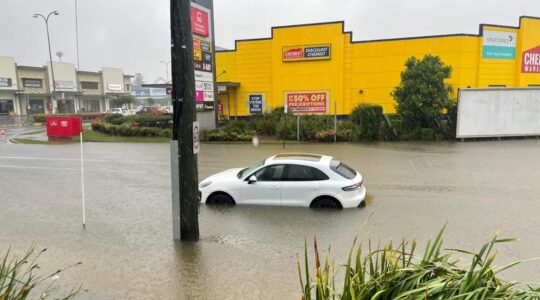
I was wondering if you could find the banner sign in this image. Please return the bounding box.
[522,45,540,73]
[191,6,209,37]
[285,91,328,114]
[55,80,76,90]
[248,94,264,114]
[23,78,42,88]
[283,44,331,62]
[482,30,517,59]
[107,83,122,91]
[0,77,12,88]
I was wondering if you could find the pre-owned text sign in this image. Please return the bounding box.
[283,44,331,62]
[285,91,328,114]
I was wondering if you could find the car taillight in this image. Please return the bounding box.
[342,180,363,191]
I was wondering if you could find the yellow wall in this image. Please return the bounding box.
[216,17,540,117]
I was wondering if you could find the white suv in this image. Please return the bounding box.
[199,153,366,209]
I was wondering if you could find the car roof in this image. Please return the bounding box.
[267,153,333,165]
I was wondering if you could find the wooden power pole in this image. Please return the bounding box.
[170,0,199,241]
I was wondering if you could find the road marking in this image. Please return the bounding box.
[0,164,75,171]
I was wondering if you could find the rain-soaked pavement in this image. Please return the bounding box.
[1,140,540,299]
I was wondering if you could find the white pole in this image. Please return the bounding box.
[80,130,86,227]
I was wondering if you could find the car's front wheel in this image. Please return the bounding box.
[310,197,342,209]
[207,193,235,205]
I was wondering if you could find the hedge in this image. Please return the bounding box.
[350,104,383,141]
[33,113,104,123]
[91,120,172,138]
[108,115,172,128]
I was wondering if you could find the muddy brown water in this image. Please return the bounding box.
[1,140,540,299]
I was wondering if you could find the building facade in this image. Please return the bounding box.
[0,56,132,115]
[215,16,540,117]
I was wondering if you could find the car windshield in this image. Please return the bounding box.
[237,159,265,179]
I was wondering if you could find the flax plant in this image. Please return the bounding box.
[299,225,540,300]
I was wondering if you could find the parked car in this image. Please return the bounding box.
[106,107,129,116]
[199,153,366,209]
[136,106,161,115]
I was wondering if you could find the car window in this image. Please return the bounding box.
[283,164,329,181]
[253,164,285,181]
[330,159,356,179]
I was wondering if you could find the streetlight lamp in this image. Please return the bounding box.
[34,11,60,114]
[160,60,171,83]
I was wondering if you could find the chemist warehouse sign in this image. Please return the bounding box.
[283,44,331,62]
[522,45,540,73]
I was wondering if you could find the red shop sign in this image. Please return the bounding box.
[522,45,540,73]
[286,92,328,114]
[191,6,209,37]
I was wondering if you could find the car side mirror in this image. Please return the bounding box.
[247,175,257,184]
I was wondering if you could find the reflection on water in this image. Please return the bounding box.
[2,140,540,299]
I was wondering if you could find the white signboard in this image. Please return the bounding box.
[194,71,213,82]
[107,84,123,91]
[482,30,517,59]
[192,121,200,154]
[457,88,540,138]
[54,80,75,90]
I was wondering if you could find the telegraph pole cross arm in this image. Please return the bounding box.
[170,0,199,241]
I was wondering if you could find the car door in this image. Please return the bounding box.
[280,164,327,207]
[241,164,285,205]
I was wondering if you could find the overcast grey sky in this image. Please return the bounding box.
[1,0,540,83]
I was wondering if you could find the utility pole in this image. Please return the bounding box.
[170,0,199,241]
[34,11,59,114]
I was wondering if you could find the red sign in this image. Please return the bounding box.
[217,101,223,116]
[191,7,209,37]
[283,48,303,60]
[46,116,82,137]
[286,92,328,114]
[522,45,540,73]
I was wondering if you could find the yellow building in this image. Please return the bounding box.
[215,16,540,118]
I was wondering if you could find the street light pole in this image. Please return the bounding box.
[160,60,171,83]
[34,11,60,114]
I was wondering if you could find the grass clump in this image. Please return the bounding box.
[299,224,540,299]
[0,247,83,299]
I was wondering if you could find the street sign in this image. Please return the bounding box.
[193,121,200,154]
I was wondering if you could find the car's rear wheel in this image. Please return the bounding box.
[207,193,235,205]
[310,197,342,209]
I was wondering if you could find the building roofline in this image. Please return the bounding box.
[216,16,538,53]
[16,65,46,70]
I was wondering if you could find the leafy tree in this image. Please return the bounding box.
[145,98,156,106]
[132,73,144,87]
[391,55,453,130]
[110,95,136,108]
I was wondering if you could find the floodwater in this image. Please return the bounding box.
[1,140,540,299]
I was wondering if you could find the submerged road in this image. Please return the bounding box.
[1,140,540,299]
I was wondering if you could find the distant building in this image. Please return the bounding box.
[0,56,132,115]
[215,16,540,118]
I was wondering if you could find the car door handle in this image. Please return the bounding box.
[308,186,319,191]
[271,185,280,190]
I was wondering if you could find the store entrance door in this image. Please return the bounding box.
[0,100,14,115]
[57,100,75,113]
[28,99,45,115]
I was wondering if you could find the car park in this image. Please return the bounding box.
[199,153,366,209]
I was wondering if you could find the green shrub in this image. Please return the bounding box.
[381,114,402,141]
[299,225,540,300]
[336,121,360,142]
[421,128,435,141]
[91,120,172,138]
[103,113,124,123]
[350,104,383,141]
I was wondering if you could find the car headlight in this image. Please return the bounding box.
[199,181,212,189]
